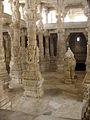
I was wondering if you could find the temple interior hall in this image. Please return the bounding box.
[0,0,90,120]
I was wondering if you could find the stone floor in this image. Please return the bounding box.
[0,72,86,120]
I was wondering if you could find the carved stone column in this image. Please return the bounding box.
[20,28,26,78]
[44,31,50,71]
[38,4,44,71]
[9,0,22,88]
[57,0,65,73]
[49,34,57,71]
[3,33,11,73]
[23,0,44,97]
[0,1,10,87]
[45,31,50,59]
[45,8,48,24]
[50,34,54,58]
[84,2,90,83]
[39,31,44,62]
[57,27,65,73]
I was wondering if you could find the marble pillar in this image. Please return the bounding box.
[45,31,50,59]
[38,4,44,71]
[50,34,54,58]
[45,8,48,24]
[23,0,44,97]
[0,1,10,87]
[38,30,45,71]
[44,31,50,71]
[56,0,65,73]
[39,31,44,61]
[20,28,26,76]
[49,34,57,71]
[9,0,22,89]
[84,4,90,83]
[57,28,65,73]
[3,33,11,73]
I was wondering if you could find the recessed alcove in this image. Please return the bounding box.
[68,33,87,71]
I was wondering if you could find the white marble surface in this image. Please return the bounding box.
[10,90,82,120]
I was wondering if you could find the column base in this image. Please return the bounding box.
[9,78,22,89]
[49,57,57,72]
[57,64,64,73]
[24,87,44,98]
[23,69,44,98]
[40,59,50,72]
[64,79,72,84]
[39,61,46,72]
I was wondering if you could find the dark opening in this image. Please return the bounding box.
[68,33,87,71]
[75,63,86,71]
[43,36,45,56]
[36,35,39,48]
[53,34,57,56]
[25,36,28,48]
[49,37,50,55]
[50,33,57,57]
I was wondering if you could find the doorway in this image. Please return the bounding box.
[68,33,87,71]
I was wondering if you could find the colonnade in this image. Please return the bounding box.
[0,0,90,99]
